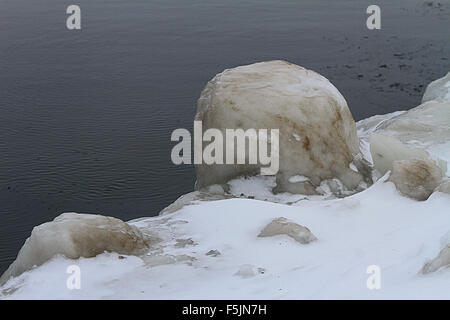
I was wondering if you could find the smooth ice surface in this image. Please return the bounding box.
[195,60,371,195]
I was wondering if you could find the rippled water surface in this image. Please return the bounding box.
[0,0,449,273]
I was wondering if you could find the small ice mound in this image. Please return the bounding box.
[258,217,317,244]
[234,264,265,279]
[422,245,450,274]
[422,71,450,103]
[389,159,443,201]
[0,213,149,285]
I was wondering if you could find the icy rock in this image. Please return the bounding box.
[389,159,443,201]
[422,71,450,103]
[422,245,450,274]
[195,60,371,195]
[0,213,149,285]
[258,217,317,244]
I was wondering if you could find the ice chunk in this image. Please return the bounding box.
[389,159,443,201]
[0,213,149,285]
[422,71,450,103]
[370,133,433,175]
[234,264,265,278]
[195,60,371,195]
[258,217,317,244]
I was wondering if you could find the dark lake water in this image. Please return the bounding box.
[0,0,449,274]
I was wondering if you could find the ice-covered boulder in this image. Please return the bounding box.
[422,245,450,274]
[389,159,443,201]
[0,213,149,285]
[195,60,371,195]
[422,71,450,103]
[258,217,317,244]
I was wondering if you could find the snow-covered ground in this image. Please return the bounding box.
[1,174,450,299]
[1,71,449,300]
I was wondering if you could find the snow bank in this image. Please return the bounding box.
[2,177,450,299]
[195,60,371,195]
[0,213,149,286]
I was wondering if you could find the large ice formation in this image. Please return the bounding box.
[389,159,443,201]
[0,213,149,285]
[422,71,450,103]
[195,60,371,195]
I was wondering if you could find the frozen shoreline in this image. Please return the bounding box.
[1,68,450,299]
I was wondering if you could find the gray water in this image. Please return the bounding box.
[0,0,449,274]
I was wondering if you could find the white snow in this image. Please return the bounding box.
[288,175,311,183]
[2,174,450,299]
